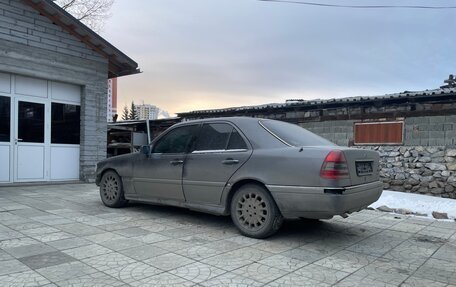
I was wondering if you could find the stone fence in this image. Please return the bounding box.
[361,146,456,198]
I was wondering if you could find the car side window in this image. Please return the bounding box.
[194,123,232,151]
[153,125,198,154]
[192,123,248,152]
[227,129,247,150]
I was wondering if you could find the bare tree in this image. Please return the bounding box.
[54,0,114,32]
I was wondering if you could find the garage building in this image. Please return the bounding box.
[0,0,139,183]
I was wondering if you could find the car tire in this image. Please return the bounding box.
[99,171,128,208]
[230,184,283,239]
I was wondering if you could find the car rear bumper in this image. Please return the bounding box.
[266,181,383,219]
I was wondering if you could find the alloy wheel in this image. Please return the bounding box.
[236,192,268,231]
[102,174,119,203]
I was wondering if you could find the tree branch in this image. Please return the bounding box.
[54,0,114,32]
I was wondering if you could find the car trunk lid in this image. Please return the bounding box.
[340,148,380,186]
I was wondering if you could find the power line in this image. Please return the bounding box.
[258,0,456,9]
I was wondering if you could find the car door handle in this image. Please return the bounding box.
[222,159,239,165]
[169,159,184,165]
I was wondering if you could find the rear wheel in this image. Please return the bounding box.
[230,184,283,239]
[99,171,128,208]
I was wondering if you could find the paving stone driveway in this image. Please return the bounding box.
[0,184,455,287]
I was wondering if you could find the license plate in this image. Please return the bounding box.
[356,161,373,176]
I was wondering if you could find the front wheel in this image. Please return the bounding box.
[99,171,128,208]
[230,184,283,239]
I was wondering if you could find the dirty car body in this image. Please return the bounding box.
[96,117,382,238]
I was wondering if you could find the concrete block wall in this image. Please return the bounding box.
[299,120,355,146]
[80,80,108,182]
[0,0,109,182]
[405,115,456,146]
[0,0,105,62]
[298,116,456,148]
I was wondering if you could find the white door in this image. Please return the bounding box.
[0,73,81,183]
[14,98,48,182]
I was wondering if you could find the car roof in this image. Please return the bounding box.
[177,116,265,127]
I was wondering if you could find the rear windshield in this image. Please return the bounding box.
[259,120,336,147]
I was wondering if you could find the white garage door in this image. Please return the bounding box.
[0,73,81,183]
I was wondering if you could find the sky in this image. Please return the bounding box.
[101,0,456,116]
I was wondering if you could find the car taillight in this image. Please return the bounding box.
[320,150,349,180]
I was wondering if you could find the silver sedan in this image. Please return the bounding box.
[96,117,382,238]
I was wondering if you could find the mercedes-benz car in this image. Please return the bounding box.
[96,117,382,238]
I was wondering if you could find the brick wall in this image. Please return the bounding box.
[0,0,109,182]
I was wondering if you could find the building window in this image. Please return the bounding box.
[18,101,45,143]
[0,96,10,142]
[354,121,403,145]
[51,103,80,144]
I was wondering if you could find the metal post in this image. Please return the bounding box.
[146,119,152,144]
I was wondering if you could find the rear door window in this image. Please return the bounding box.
[193,123,248,152]
[227,129,247,150]
[194,123,231,151]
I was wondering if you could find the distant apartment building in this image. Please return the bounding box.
[135,104,159,120]
[107,78,118,122]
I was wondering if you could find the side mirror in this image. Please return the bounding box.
[141,145,151,156]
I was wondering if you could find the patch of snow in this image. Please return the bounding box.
[369,190,456,220]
